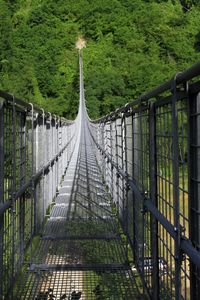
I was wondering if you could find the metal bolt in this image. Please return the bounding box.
[174,227,178,232]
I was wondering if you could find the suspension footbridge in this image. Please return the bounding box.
[0,54,200,299]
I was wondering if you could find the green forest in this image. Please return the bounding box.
[0,0,200,119]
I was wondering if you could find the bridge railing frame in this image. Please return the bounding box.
[89,62,200,300]
[0,91,76,298]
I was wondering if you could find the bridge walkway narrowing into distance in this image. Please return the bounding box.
[1,54,200,299]
[16,100,143,299]
[2,54,144,299]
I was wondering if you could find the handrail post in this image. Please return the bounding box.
[189,89,200,299]
[172,76,181,300]
[19,109,26,266]
[11,96,17,299]
[0,98,4,296]
[115,117,119,212]
[122,113,129,260]
[132,111,137,257]
[48,112,53,209]
[41,109,45,222]
[29,103,36,255]
[102,121,106,181]
[109,118,114,197]
[34,111,40,231]
[149,102,159,299]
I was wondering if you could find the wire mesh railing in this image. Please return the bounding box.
[3,53,144,299]
[1,59,200,299]
[89,63,200,299]
[0,92,77,298]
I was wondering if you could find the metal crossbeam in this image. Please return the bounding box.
[42,235,119,241]
[29,263,130,272]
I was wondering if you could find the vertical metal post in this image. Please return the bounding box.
[122,115,125,222]
[123,113,129,260]
[48,112,52,209]
[67,122,70,164]
[132,111,141,260]
[101,122,104,176]
[61,119,63,178]
[59,119,62,177]
[54,116,57,196]
[19,113,25,265]
[29,103,35,249]
[115,118,119,211]
[33,113,38,233]
[189,91,200,300]
[149,102,159,299]
[109,119,114,197]
[172,78,181,300]
[19,195,25,265]
[133,112,140,181]
[51,114,53,204]
[110,120,115,202]
[11,96,16,299]
[132,111,137,255]
[126,113,134,245]
[102,121,106,180]
[35,114,39,172]
[0,98,4,296]
[55,116,57,193]
[121,115,125,225]
[119,115,124,221]
[105,121,109,184]
[42,110,45,222]
[139,105,145,288]
[53,115,56,195]
[58,118,60,185]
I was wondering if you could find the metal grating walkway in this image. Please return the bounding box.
[12,54,143,299]
[14,115,143,300]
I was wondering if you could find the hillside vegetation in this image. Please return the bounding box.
[0,0,200,119]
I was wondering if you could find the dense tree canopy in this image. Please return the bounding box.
[0,0,200,119]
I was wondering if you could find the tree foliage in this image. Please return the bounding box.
[0,0,200,118]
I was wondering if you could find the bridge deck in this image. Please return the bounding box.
[14,118,143,299]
